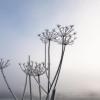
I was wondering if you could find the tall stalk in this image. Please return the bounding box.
[21,74,28,100]
[28,56,32,100]
[44,43,48,79]
[29,75,32,100]
[32,75,47,94]
[47,40,51,100]
[46,43,65,100]
[38,75,41,100]
[53,44,66,89]
[50,88,56,100]
[50,42,65,91]
[1,69,17,100]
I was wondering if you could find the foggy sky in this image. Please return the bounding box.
[0,0,100,97]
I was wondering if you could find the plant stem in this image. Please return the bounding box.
[50,43,65,91]
[21,75,28,100]
[32,75,47,94]
[1,70,17,100]
[38,75,41,100]
[44,43,48,78]
[46,44,66,100]
[29,75,32,100]
[44,43,51,88]
[47,40,51,100]
[53,45,66,89]
[50,88,56,100]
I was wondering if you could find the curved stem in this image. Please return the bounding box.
[50,44,65,91]
[1,70,17,100]
[54,45,66,89]
[46,44,66,100]
[21,74,28,100]
[38,75,41,100]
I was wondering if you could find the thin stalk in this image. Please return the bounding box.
[50,88,56,100]
[49,41,65,91]
[46,44,65,100]
[38,75,41,100]
[32,75,47,94]
[29,75,32,100]
[1,70,17,100]
[45,43,48,77]
[54,45,66,89]
[47,40,51,100]
[21,74,28,100]
[44,42,51,87]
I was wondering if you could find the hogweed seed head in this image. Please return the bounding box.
[54,25,77,45]
[38,29,58,43]
[0,59,10,70]
[38,24,77,45]
[33,62,46,76]
[19,56,34,75]
[19,56,47,76]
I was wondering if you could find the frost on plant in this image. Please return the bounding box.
[0,25,77,100]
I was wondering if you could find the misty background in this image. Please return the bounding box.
[0,0,100,98]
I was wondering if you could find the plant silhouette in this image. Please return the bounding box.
[0,59,17,100]
[0,25,76,100]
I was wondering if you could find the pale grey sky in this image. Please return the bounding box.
[0,0,100,97]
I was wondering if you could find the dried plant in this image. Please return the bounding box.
[38,29,58,42]
[19,56,33,100]
[0,59,17,100]
[33,62,47,100]
[53,24,77,45]
[19,56,47,100]
[0,24,77,100]
[38,25,77,100]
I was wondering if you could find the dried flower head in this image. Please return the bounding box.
[19,56,34,75]
[19,62,34,75]
[0,59,10,70]
[33,62,46,76]
[55,25,77,45]
[38,29,58,43]
[19,56,46,76]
